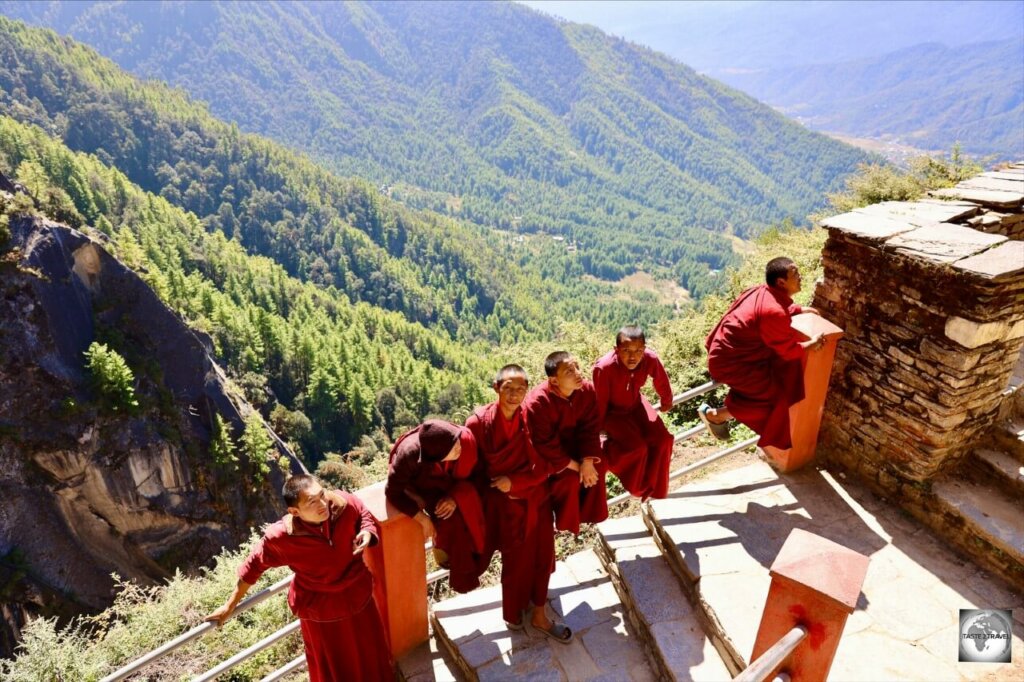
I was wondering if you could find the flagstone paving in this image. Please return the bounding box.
[645,459,1024,681]
[429,549,656,681]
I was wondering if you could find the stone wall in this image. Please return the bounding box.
[811,171,1024,486]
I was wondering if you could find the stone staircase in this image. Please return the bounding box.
[931,372,1024,590]
[402,456,1024,682]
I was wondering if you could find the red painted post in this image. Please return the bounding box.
[749,528,870,681]
[762,313,844,472]
[356,481,429,659]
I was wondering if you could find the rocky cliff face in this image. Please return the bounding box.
[0,207,303,656]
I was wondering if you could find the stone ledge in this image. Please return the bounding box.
[953,240,1024,279]
[884,222,1006,264]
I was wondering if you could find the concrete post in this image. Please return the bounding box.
[356,481,429,659]
[762,313,844,473]
[750,528,870,681]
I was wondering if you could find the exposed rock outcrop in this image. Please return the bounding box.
[0,208,303,656]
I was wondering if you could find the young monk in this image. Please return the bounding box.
[465,364,572,643]
[522,351,608,535]
[385,419,488,593]
[700,257,825,448]
[593,326,675,500]
[206,474,393,682]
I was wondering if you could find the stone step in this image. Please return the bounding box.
[595,515,733,681]
[974,447,1024,497]
[991,418,1024,463]
[430,549,657,681]
[932,476,1024,587]
[399,628,466,682]
[641,459,1024,681]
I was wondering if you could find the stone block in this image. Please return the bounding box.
[886,345,915,367]
[945,315,1016,349]
[919,337,981,371]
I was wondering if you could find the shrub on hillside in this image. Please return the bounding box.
[84,342,139,413]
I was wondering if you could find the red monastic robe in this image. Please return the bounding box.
[466,402,554,624]
[385,426,488,593]
[522,380,608,534]
[705,284,806,449]
[239,492,393,682]
[593,348,675,500]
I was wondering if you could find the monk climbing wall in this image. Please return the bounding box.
[811,165,1024,487]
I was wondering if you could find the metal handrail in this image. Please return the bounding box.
[733,626,808,682]
[193,620,301,682]
[100,379,730,680]
[259,654,307,682]
[100,574,294,682]
[656,380,721,410]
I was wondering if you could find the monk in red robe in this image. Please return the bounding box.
[206,474,393,682]
[701,257,825,449]
[593,326,675,500]
[523,351,608,535]
[466,364,573,643]
[385,419,488,593]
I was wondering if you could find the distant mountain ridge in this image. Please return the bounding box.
[717,39,1024,159]
[0,0,869,292]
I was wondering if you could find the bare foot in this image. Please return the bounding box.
[530,605,552,630]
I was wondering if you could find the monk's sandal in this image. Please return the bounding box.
[534,622,573,644]
[698,403,731,441]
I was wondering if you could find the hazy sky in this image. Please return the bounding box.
[517,1,1024,73]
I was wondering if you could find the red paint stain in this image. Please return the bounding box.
[788,604,828,650]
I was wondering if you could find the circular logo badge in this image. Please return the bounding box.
[959,609,1012,663]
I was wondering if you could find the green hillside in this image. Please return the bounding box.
[0,15,666,347]
[0,114,494,460]
[0,0,870,293]
[719,39,1023,159]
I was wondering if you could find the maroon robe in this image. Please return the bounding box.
[522,380,608,534]
[239,491,393,682]
[705,284,806,449]
[593,348,675,500]
[466,402,554,624]
[385,421,488,593]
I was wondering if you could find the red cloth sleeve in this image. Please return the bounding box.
[648,352,674,408]
[787,303,803,316]
[524,393,573,474]
[346,491,380,544]
[384,448,423,518]
[506,437,549,496]
[576,387,603,460]
[238,535,282,586]
[759,305,805,362]
[591,362,610,424]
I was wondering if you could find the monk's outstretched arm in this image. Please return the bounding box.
[649,353,674,410]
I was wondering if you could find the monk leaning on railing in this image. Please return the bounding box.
[204,475,393,682]
[699,256,827,447]
[593,325,675,501]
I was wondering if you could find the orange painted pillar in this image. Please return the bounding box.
[356,481,429,659]
[750,528,869,681]
[762,313,844,472]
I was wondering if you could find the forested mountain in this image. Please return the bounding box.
[0,0,869,292]
[718,39,1024,159]
[0,14,663,345]
[0,113,493,461]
